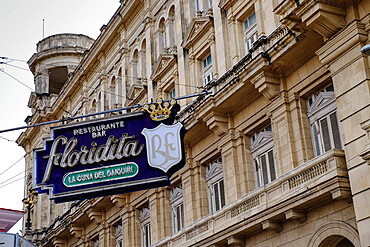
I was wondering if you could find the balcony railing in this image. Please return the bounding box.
[153,149,348,247]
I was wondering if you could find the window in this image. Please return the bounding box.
[140,207,151,247]
[208,0,212,8]
[169,88,176,99]
[170,186,184,233]
[307,84,342,156]
[115,224,123,247]
[92,238,99,247]
[195,0,200,12]
[251,126,277,187]
[202,54,213,85]
[206,158,225,213]
[244,12,257,52]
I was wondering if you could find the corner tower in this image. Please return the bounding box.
[28,33,94,96]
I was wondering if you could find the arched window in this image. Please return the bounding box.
[131,49,139,84]
[140,40,147,80]
[156,18,166,55]
[111,77,117,108]
[168,6,176,47]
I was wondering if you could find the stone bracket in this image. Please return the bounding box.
[203,110,229,136]
[331,188,352,200]
[88,210,104,225]
[250,70,280,100]
[110,194,128,208]
[69,225,83,239]
[296,0,346,40]
[284,209,306,223]
[262,220,282,233]
[227,236,244,246]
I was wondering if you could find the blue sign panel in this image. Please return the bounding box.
[33,109,185,203]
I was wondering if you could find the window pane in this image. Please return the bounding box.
[330,112,342,149]
[249,13,256,26]
[326,84,334,91]
[312,124,321,156]
[219,179,225,208]
[260,154,269,185]
[214,183,220,211]
[320,118,332,152]
[255,159,261,187]
[268,150,276,181]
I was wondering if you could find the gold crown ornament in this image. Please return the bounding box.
[142,98,177,121]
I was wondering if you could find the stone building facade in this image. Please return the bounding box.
[17,0,370,246]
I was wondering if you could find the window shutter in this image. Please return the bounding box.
[268,150,276,181]
[320,118,332,152]
[260,154,269,185]
[330,112,342,149]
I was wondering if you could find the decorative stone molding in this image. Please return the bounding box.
[296,0,346,40]
[203,111,228,136]
[153,149,348,246]
[307,220,360,247]
[250,70,280,100]
[360,119,370,165]
[139,207,150,223]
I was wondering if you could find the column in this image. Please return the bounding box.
[35,69,50,95]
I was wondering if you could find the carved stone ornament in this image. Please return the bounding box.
[296,0,346,39]
[250,70,280,100]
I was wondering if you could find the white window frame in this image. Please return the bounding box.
[307,85,342,156]
[251,126,277,187]
[140,207,151,247]
[202,54,213,86]
[195,0,200,12]
[206,158,225,213]
[243,12,257,52]
[170,186,184,233]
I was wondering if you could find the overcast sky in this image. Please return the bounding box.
[0,0,120,233]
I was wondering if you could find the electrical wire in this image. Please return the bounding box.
[0,68,34,90]
[0,156,24,176]
[0,56,28,63]
[0,176,25,189]
[3,63,30,71]
[0,170,24,186]
[0,135,15,142]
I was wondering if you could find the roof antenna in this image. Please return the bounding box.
[42,19,45,39]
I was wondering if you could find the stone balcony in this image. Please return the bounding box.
[153,149,350,247]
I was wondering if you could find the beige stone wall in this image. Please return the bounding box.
[245,199,359,247]
[17,0,370,246]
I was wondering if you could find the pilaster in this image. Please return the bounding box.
[316,19,370,247]
[217,131,245,203]
[267,94,298,176]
